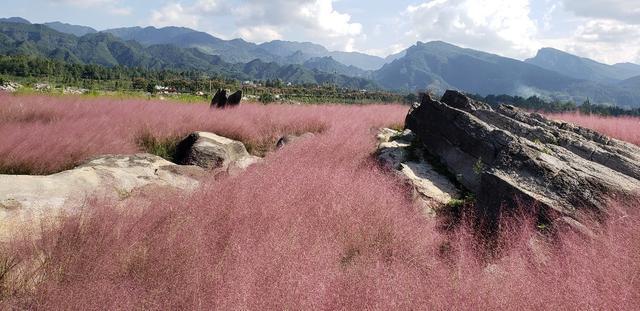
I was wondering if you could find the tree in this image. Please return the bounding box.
[259,93,275,104]
[146,82,156,94]
[404,93,418,104]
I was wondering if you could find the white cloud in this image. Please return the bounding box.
[529,0,640,64]
[543,20,640,64]
[143,0,640,64]
[108,6,132,16]
[151,3,199,28]
[237,25,283,42]
[150,0,228,28]
[561,0,640,24]
[50,0,131,16]
[398,0,640,64]
[149,0,362,50]
[231,0,363,48]
[404,0,539,59]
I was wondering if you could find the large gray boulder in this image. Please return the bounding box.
[0,154,204,240]
[405,90,640,225]
[174,132,261,172]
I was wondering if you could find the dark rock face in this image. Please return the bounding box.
[211,89,228,108]
[211,89,242,108]
[227,90,242,107]
[405,90,640,225]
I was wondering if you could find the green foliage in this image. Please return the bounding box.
[259,93,276,103]
[265,79,284,88]
[0,21,383,90]
[473,158,484,175]
[0,54,406,104]
[146,82,155,94]
[135,132,180,162]
[403,93,418,104]
[131,77,146,90]
[445,199,467,210]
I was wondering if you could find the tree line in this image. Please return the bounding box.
[0,55,409,104]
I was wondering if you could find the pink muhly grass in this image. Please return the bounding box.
[545,111,640,146]
[2,94,640,309]
[0,93,344,174]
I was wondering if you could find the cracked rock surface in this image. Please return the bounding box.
[405,90,640,224]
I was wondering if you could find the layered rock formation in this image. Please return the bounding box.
[404,90,640,225]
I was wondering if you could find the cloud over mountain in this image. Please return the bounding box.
[150,0,362,50]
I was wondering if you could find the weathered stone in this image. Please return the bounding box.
[0,153,203,240]
[405,90,640,226]
[376,128,460,215]
[174,132,260,171]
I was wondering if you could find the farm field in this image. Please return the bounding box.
[1,93,639,309]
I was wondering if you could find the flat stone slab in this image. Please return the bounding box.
[0,153,204,240]
[376,128,460,216]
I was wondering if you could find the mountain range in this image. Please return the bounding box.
[525,48,640,84]
[103,26,386,70]
[376,41,640,106]
[0,21,376,89]
[1,17,640,107]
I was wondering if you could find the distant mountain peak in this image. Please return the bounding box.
[44,21,97,37]
[526,47,640,83]
[0,17,30,24]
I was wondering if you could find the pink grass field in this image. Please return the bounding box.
[545,111,640,146]
[0,93,333,174]
[1,93,640,309]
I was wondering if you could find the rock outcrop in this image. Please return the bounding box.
[376,128,460,216]
[174,131,261,173]
[210,89,242,108]
[211,89,228,108]
[227,90,243,107]
[0,132,261,239]
[405,90,640,225]
[0,154,204,240]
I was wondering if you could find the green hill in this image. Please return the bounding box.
[0,21,378,89]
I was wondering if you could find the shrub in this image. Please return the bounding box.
[259,93,276,104]
[135,130,181,162]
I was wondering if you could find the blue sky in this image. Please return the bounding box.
[4,0,640,64]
